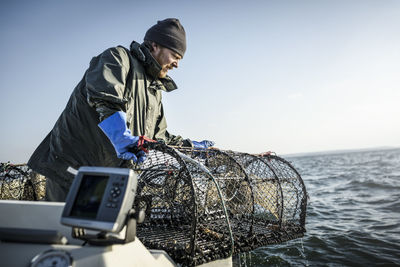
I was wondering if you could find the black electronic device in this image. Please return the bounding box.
[61,166,137,234]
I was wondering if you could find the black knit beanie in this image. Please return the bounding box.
[144,18,186,57]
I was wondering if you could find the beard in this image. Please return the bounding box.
[158,66,169,78]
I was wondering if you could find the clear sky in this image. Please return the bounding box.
[1,0,399,163]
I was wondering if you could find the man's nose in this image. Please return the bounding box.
[172,61,178,68]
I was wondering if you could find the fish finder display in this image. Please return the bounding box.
[61,167,137,233]
[69,175,108,219]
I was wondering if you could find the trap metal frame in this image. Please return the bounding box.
[177,147,307,253]
[130,143,234,266]
[0,162,45,201]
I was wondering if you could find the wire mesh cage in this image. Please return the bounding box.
[177,148,308,253]
[0,162,45,200]
[131,143,234,266]
[233,152,307,246]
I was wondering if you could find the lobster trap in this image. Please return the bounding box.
[0,162,45,200]
[131,143,234,266]
[176,148,308,254]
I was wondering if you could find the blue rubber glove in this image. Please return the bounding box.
[192,140,215,149]
[98,111,146,163]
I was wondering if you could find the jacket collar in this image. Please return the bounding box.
[130,41,178,92]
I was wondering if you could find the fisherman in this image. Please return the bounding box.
[28,18,214,202]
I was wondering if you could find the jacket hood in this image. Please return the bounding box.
[129,41,177,92]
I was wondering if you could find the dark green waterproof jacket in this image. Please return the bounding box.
[28,42,189,188]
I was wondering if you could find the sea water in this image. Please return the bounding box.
[239,148,400,266]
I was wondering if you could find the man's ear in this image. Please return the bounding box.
[151,42,159,52]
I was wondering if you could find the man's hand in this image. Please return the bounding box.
[98,111,146,163]
[192,140,215,149]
